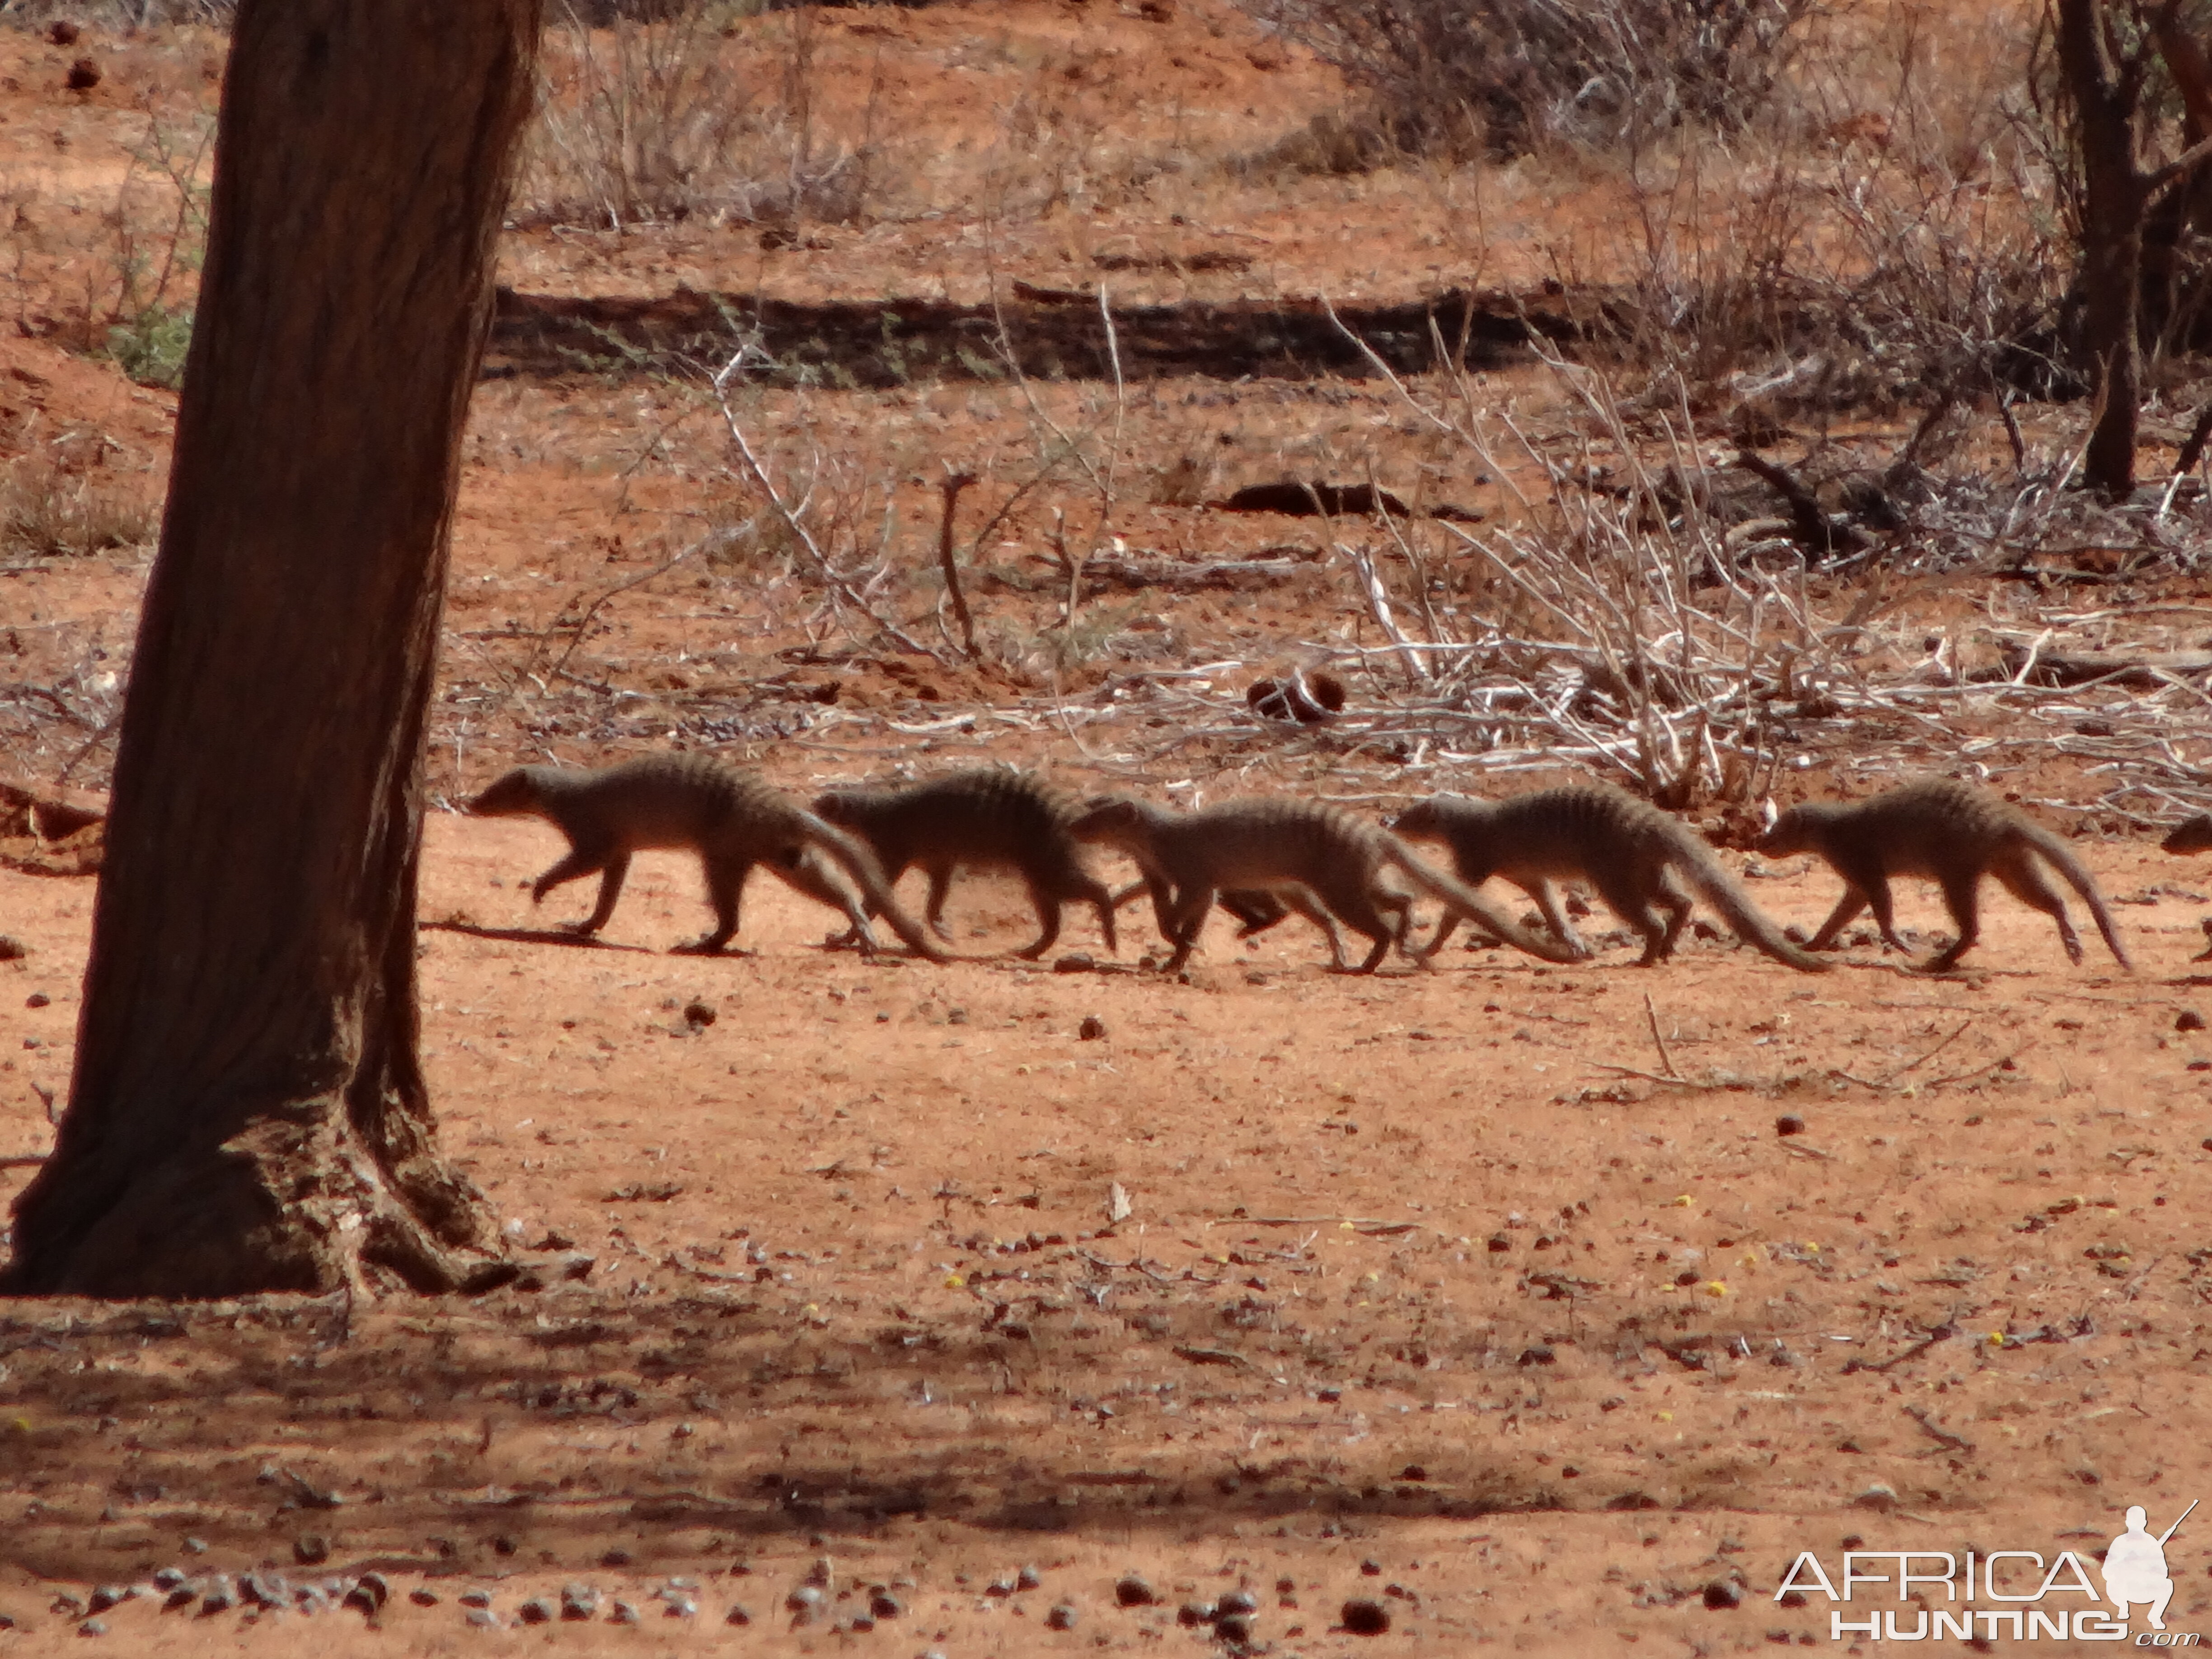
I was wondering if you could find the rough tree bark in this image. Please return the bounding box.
[2055,0,2212,496]
[1,0,542,1297]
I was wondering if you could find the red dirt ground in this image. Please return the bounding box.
[5,1,2212,1653]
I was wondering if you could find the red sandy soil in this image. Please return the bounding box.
[5,1,2212,1652]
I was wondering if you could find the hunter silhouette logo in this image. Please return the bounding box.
[2106,1500,2194,1632]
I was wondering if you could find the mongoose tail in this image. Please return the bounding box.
[1760,779,2129,972]
[1373,842,1584,966]
[2163,814,2212,855]
[1392,788,1823,971]
[791,813,951,963]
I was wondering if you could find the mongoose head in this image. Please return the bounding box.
[1067,795,1148,847]
[466,768,545,818]
[811,788,857,825]
[2163,813,2212,855]
[1388,798,1446,839]
[1755,802,1832,857]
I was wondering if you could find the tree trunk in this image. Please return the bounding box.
[1,0,542,1298]
[2056,0,2151,497]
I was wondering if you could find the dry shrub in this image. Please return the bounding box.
[520,0,879,230]
[0,452,158,564]
[1239,0,1826,160]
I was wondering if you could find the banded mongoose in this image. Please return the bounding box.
[1757,778,2130,971]
[467,755,947,961]
[1391,784,1828,972]
[811,769,1116,959]
[2162,814,2212,854]
[1069,795,1581,973]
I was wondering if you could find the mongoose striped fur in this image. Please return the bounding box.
[1758,777,2129,971]
[2162,814,2212,854]
[1070,795,1582,973]
[467,754,947,961]
[811,768,1118,959]
[1392,784,1828,972]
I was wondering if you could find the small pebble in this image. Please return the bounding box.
[1703,1579,1743,1610]
[725,1603,753,1626]
[600,1548,633,1568]
[86,1588,125,1614]
[664,1596,696,1619]
[1047,1602,1078,1630]
[986,1575,1016,1598]
[183,1538,208,1555]
[1776,1113,1806,1137]
[2180,1010,2207,1032]
[609,1600,641,1626]
[560,1583,600,1620]
[1115,1573,1156,1607]
[1342,1597,1391,1635]
[1017,1563,1043,1591]
[25,991,51,1008]
[1078,1015,1107,1040]
[464,1607,501,1629]
[78,1620,106,1638]
[346,1573,389,1615]
[198,1578,236,1615]
[846,1614,876,1632]
[459,1588,493,1609]
[163,1587,197,1613]
[1177,1600,1215,1626]
[293,1534,330,1566]
[1217,1611,1255,1643]
[1218,1589,1259,1616]
[869,1591,903,1619]
[787,1584,825,1612]
[153,1569,187,1591]
[517,1597,555,1625]
[409,1587,440,1607]
[1359,1559,1382,1577]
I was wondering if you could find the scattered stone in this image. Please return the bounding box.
[0,937,23,961]
[182,1537,208,1555]
[24,991,49,1009]
[663,1596,696,1619]
[51,1595,85,1619]
[1217,1611,1255,1643]
[986,1575,1017,1598]
[162,1586,197,1613]
[464,1606,501,1629]
[86,1588,126,1614]
[153,1569,186,1591]
[293,1534,330,1567]
[1703,1579,1743,1610]
[517,1596,555,1625]
[787,1584,825,1613]
[609,1600,641,1626]
[806,1557,834,1586]
[1776,1114,1806,1137]
[197,1577,236,1615]
[1359,1559,1382,1576]
[77,1619,105,1637]
[2180,1010,2207,1032]
[296,1586,333,1617]
[1177,1600,1215,1626]
[1047,1601,1078,1630]
[600,1547,632,1568]
[459,1588,493,1609]
[683,999,717,1029]
[1341,1597,1392,1635]
[724,1603,753,1626]
[1115,1573,1157,1607]
[1218,1589,1259,1617]
[1399,1464,1428,1482]
[1017,1563,1043,1591]
[242,1571,291,1608]
[868,1590,903,1619]
[560,1583,599,1620]
[1078,1015,1107,1040]
[64,56,99,90]
[409,1587,440,1607]
[345,1573,389,1615]
[47,20,79,46]
[1854,1482,1900,1512]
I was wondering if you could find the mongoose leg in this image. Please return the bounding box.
[1314,880,1398,973]
[1804,887,1872,952]
[1523,877,1592,957]
[1274,887,1349,970]
[1858,876,1917,955]
[1927,870,1985,970]
[775,849,881,953]
[1163,884,1216,971]
[546,849,630,936]
[1650,871,1696,960]
[1990,853,2085,964]
[921,862,959,942]
[678,855,755,955]
[1013,881,1065,961]
[1080,876,1119,956]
